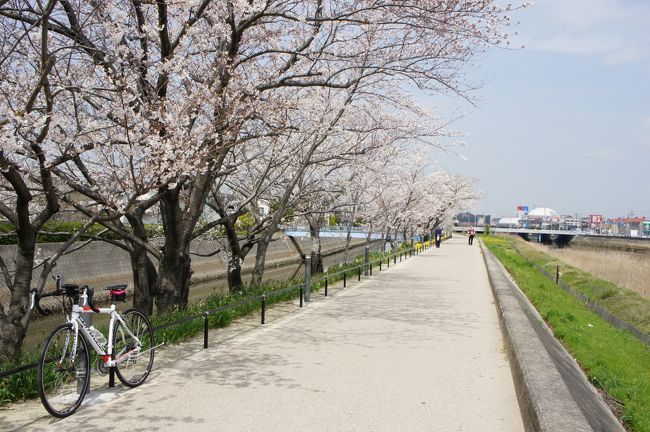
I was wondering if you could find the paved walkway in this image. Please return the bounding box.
[1,237,524,432]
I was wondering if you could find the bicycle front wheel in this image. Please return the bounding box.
[113,308,154,387]
[37,323,90,418]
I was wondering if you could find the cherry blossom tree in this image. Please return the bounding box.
[0,0,111,357]
[0,0,525,356]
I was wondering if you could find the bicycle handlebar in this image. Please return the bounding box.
[30,282,101,315]
[85,286,100,313]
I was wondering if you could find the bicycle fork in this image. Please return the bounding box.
[63,322,87,394]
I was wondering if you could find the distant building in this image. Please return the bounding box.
[520,207,560,229]
[604,217,647,237]
[496,217,520,228]
[454,212,491,227]
[559,215,579,230]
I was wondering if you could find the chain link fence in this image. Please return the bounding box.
[0,234,369,308]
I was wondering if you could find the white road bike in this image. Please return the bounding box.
[30,276,155,418]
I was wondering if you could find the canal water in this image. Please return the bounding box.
[20,241,381,354]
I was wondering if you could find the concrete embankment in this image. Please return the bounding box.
[0,235,373,304]
[480,241,624,432]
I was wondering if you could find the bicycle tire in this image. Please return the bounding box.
[37,323,90,418]
[113,308,154,387]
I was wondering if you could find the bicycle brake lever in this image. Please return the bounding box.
[30,289,52,316]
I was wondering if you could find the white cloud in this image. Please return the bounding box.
[522,0,650,66]
[604,46,646,65]
[534,33,624,56]
[544,0,634,31]
[642,116,650,128]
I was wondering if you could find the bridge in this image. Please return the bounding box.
[453,226,602,247]
[285,226,585,248]
[285,225,649,248]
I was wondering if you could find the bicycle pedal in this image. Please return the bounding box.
[96,359,109,375]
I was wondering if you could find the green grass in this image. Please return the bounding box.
[0,221,166,245]
[0,247,405,405]
[508,240,650,334]
[483,235,650,432]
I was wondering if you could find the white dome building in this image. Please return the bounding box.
[528,207,559,218]
[522,207,560,228]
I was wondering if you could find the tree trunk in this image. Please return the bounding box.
[0,320,26,361]
[227,253,243,291]
[309,224,323,274]
[251,234,272,286]
[365,223,373,247]
[0,228,36,360]
[391,226,399,252]
[129,246,157,315]
[125,213,157,315]
[156,248,192,313]
[223,216,244,292]
[155,188,193,313]
[343,223,353,264]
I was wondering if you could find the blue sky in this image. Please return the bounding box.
[429,0,650,219]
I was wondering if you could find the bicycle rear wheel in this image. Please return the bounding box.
[113,308,154,387]
[37,323,90,418]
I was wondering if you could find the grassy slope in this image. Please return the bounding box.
[515,241,650,334]
[483,235,650,432]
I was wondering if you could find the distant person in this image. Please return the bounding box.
[434,227,443,248]
[468,225,476,246]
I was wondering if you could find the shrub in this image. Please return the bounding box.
[0,221,164,245]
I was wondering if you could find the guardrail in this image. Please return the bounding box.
[0,242,433,382]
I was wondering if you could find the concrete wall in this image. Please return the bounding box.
[0,235,367,302]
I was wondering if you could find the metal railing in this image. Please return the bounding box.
[1,242,433,381]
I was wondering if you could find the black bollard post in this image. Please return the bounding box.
[358,266,361,281]
[379,260,382,271]
[556,266,560,284]
[325,277,328,296]
[300,287,304,307]
[203,312,209,349]
[304,256,312,303]
[343,271,347,288]
[261,295,266,325]
[364,245,370,276]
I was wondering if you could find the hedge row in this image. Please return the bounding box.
[0,221,164,245]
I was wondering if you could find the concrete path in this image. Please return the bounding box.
[1,237,524,432]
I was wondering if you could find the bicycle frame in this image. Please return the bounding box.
[67,289,142,368]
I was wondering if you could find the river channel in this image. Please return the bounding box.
[20,240,382,354]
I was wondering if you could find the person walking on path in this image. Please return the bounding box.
[434,226,443,248]
[468,225,476,245]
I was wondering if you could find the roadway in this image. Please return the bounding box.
[1,237,523,431]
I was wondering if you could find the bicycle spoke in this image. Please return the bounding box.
[113,309,154,387]
[37,325,90,418]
